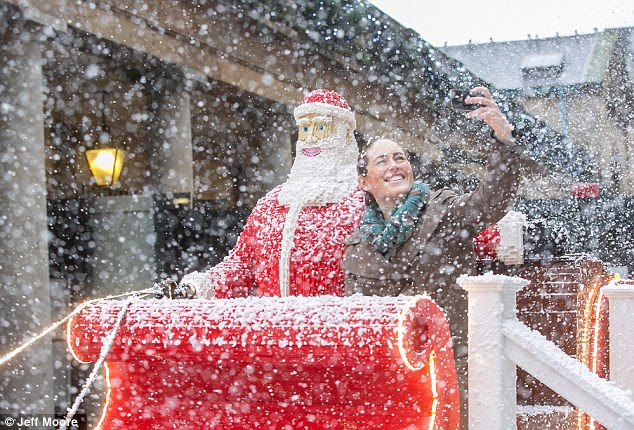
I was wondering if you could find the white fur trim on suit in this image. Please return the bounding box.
[279,203,302,297]
[294,102,356,129]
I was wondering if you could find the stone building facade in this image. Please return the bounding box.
[442,28,634,198]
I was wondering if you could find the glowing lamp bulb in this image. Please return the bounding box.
[86,148,125,187]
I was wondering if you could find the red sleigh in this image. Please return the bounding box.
[68,295,460,429]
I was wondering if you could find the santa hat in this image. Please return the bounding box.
[294,89,356,129]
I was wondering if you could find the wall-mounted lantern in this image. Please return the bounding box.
[86,147,125,186]
[86,90,125,187]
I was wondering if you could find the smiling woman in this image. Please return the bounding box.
[343,86,524,427]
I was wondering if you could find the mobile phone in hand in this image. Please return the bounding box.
[449,89,484,111]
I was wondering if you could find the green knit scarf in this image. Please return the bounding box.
[359,181,430,257]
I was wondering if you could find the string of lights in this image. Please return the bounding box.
[0,286,159,369]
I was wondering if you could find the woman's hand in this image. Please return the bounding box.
[464,86,514,143]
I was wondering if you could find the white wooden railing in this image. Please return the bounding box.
[457,274,634,430]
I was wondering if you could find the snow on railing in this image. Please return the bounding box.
[458,274,634,430]
[503,320,634,428]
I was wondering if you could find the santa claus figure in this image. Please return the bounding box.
[175,90,365,298]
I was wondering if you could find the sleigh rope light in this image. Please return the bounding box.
[68,294,460,429]
[576,275,614,430]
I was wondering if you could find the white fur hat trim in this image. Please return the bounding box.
[294,102,356,128]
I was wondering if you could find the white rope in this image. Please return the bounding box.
[0,287,158,368]
[60,294,140,430]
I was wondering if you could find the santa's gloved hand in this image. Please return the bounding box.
[157,278,197,299]
[180,271,214,299]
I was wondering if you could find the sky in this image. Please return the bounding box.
[369,0,634,47]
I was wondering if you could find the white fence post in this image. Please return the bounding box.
[602,282,634,394]
[457,274,529,430]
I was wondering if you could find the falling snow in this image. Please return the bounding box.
[1,0,633,429]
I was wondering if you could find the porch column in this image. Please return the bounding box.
[0,19,54,413]
[147,77,194,195]
[602,282,634,394]
[457,274,529,430]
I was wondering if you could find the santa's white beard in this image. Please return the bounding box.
[278,135,359,207]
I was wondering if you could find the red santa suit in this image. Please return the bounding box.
[185,90,364,299]
[210,186,364,298]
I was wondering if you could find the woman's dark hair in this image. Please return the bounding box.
[357,139,376,206]
[357,147,371,177]
[357,139,377,177]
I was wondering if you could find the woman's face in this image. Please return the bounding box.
[359,139,414,207]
